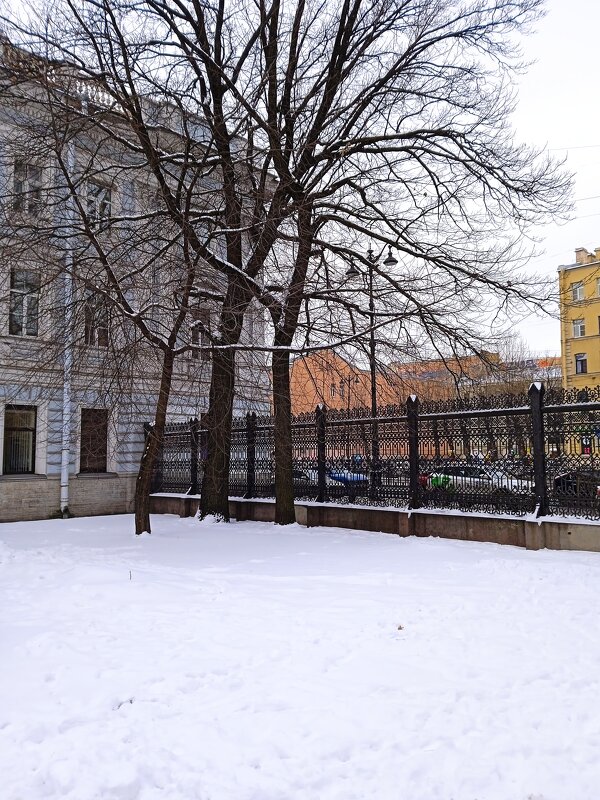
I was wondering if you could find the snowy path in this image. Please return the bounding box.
[1,514,600,799]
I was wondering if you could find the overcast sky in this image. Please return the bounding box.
[513,0,600,354]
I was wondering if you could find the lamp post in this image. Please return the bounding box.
[346,245,398,497]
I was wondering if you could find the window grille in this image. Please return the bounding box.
[3,405,36,474]
[79,408,108,472]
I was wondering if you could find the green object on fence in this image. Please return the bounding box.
[430,474,451,489]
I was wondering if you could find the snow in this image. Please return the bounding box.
[2,514,600,800]
[150,492,201,499]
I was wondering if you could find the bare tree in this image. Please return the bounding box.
[2,0,571,526]
[469,334,561,396]
[195,0,570,522]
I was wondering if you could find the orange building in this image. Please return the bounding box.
[289,351,386,415]
[289,351,500,415]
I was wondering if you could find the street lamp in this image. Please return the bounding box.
[346,245,398,496]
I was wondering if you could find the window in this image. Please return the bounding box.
[571,281,584,302]
[597,278,600,297]
[13,161,42,215]
[140,184,161,213]
[339,381,345,400]
[9,269,39,336]
[573,318,585,338]
[84,290,109,347]
[575,353,588,374]
[79,408,108,473]
[330,384,336,398]
[87,181,112,225]
[191,307,211,361]
[3,405,36,474]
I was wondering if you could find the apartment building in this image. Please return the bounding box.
[559,247,600,391]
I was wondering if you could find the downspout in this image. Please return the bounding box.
[59,138,76,517]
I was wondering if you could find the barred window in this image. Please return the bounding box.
[79,408,108,473]
[3,405,36,474]
[330,384,336,398]
[9,269,39,336]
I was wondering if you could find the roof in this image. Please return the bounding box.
[558,260,600,272]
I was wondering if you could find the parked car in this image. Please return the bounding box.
[327,468,369,491]
[267,468,347,496]
[553,471,600,500]
[261,468,321,496]
[423,464,533,495]
[381,457,410,479]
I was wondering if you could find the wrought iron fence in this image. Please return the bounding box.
[151,384,600,520]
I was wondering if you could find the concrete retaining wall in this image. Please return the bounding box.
[148,494,600,553]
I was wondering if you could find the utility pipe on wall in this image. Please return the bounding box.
[59,139,76,517]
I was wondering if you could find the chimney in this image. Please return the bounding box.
[575,247,592,265]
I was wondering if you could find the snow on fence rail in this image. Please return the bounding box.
[151,384,600,520]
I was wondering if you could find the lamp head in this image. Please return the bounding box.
[383,247,398,268]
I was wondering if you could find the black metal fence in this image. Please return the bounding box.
[151,383,600,520]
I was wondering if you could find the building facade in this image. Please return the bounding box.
[0,42,269,522]
[559,247,600,391]
[289,351,504,415]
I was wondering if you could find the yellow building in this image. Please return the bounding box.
[559,247,600,390]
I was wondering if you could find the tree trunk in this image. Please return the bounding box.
[134,350,175,535]
[200,348,236,520]
[272,348,295,524]
[270,204,314,525]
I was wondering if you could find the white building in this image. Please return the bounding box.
[0,40,269,521]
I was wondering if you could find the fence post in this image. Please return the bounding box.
[188,417,200,495]
[144,422,160,493]
[199,412,207,467]
[407,395,420,509]
[528,382,548,517]
[245,411,256,499]
[316,404,327,503]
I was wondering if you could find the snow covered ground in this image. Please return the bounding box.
[1,514,600,800]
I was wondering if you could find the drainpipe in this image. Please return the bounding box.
[59,138,76,518]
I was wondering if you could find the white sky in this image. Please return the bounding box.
[513,0,600,354]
